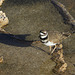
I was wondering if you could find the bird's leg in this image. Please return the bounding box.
[49,46,52,53]
[51,45,57,54]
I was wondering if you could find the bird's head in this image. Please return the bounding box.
[39,30,48,39]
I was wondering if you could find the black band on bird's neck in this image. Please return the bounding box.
[40,35,48,40]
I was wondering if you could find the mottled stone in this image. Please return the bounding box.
[0,11,9,28]
[0,0,4,6]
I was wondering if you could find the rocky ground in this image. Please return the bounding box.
[0,0,75,75]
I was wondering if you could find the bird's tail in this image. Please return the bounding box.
[61,32,71,39]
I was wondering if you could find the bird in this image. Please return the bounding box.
[39,30,71,54]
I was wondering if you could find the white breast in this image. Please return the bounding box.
[44,41,56,46]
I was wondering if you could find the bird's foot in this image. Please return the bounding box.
[50,44,63,55]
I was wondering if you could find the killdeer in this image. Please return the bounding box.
[39,30,71,54]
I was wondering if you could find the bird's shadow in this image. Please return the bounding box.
[0,33,33,47]
[0,33,50,55]
[5,0,49,5]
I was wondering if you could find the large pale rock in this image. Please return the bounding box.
[0,0,4,6]
[0,11,9,28]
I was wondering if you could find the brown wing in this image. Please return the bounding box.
[48,31,63,43]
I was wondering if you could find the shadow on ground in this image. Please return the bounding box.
[0,33,50,55]
[5,0,49,5]
[0,33,33,47]
[0,0,75,75]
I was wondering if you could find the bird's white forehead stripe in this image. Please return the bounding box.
[40,33,44,35]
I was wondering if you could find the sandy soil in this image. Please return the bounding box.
[0,0,75,75]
